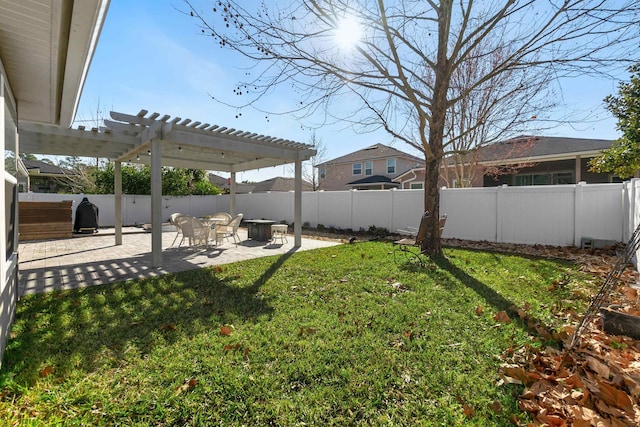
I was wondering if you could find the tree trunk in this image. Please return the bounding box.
[422,156,442,255]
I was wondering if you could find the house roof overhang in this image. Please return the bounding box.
[392,167,425,182]
[346,175,399,188]
[0,0,110,127]
[477,150,606,167]
[19,110,317,171]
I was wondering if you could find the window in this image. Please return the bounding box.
[387,158,396,174]
[453,179,471,188]
[553,172,573,185]
[410,182,423,189]
[514,171,574,186]
[364,161,373,176]
[319,166,326,179]
[353,163,362,175]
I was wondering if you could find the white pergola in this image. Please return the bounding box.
[19,109,316,267]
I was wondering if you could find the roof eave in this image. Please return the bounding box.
[479,150,606,166]
[58,0,111,127]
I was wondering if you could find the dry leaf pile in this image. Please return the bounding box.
[499,314,640,426]
[494,248,640,426]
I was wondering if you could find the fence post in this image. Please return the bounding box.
[350,189,356,231]
[390,188,396,231]
[622,181,630,242]
[631,179,639,241]
[574,182,585,247]
[496,185,506,242]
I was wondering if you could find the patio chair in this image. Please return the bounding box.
[169,213,185,246]
[175,215,209,248]
[214,213,243,246]
[393,212,447,266]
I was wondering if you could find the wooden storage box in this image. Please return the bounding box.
[19,201,73,241]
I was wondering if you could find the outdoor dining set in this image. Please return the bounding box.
[168,212,288,249]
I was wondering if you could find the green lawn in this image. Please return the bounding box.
[0,242,596,426]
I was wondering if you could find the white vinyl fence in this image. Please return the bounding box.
[20,179,640,247]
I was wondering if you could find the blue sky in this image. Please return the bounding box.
[75,0,623,182]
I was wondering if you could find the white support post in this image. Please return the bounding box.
[230,172,236,216]
[151,139,162,267]
[294,159,302,247]
[115,161,122,245]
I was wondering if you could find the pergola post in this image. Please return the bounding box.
[294,159,302,247]
[151,138,162,267]
[114,160,122,246]
[230,171,236,216]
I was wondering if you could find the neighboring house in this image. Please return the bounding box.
[21,159,75,193]
[477,136,619,187]
[316,143,425,191]
[394,136,619,188]
[209,173,312,193]
[208,173,229,190]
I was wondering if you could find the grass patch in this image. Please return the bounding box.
[1,242,597,426]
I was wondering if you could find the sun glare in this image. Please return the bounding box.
[334,16,363,50]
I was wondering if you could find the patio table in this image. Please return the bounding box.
[198,216,229,246]
[244,219,276,241]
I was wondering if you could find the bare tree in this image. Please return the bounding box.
[288,131,328,190]
[186,0,640,254]
[442,41,555,187]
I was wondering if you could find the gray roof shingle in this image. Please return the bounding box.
[476,136,614,162]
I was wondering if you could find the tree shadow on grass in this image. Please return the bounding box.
[432,255,515,314]
[429,254,566,345]
[1,251,295,387]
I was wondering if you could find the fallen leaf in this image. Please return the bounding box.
[620,286,637,301]
[594,380,633,413]
[501,365,532,386]
[462,404,475,418]
[223,343,242,351]
[489,401,503,413]
[298,327,315,336]
[586,356,610,380]
[174,378,197,394]
[475,305,483,316]
[160,323,176,331]
[39,366,54,377]
[493,311,512,324]
[220,326,233,336]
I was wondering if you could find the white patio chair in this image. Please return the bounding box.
[214,213,243,245]
[169,213,185,246]
[175,215,209,248]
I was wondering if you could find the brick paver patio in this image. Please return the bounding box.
[18,227,341,296]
